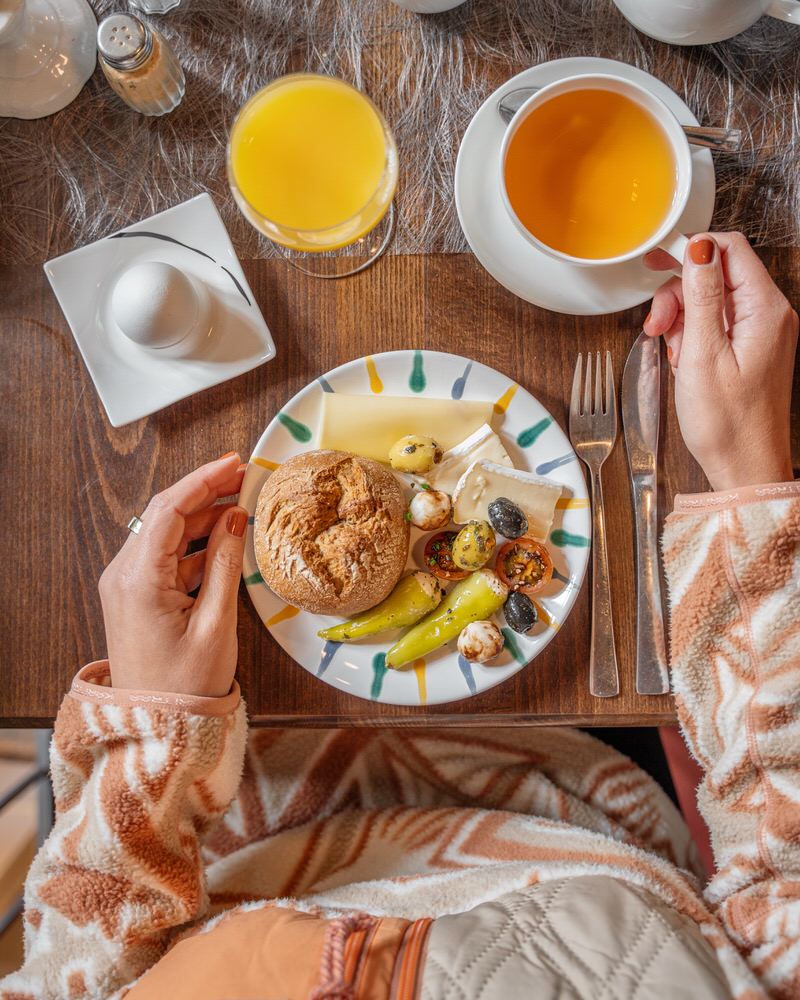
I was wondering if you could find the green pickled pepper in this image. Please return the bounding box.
[317,572,443,643]
[386,570,508,669]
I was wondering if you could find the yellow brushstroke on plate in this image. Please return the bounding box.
[493,384,518,415]
[365,356,384,394]
[252,457,281,471]
[534,601,560,631]
[266,605,300,627]
[556,497,590,510]
[413,659,427,704]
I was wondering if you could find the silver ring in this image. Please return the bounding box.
[127,515,144,535]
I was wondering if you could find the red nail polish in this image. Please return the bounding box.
[219,451,237,461]
[226,510,247,538]
[236,463,247,474]
[667,346,673,362]
[689,238,714,265]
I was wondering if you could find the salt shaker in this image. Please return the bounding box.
[97,13,185,116]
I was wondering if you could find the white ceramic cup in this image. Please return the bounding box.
[499,73,693,269]
[612,0,798,46]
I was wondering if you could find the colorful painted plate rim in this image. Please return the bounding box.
[240,349,591,707]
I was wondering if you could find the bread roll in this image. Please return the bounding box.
[254,450,409,617]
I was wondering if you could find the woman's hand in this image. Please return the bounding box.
[644,232,798,492]
[99,453,248,698]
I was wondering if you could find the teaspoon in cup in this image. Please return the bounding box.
[497,87,742,151]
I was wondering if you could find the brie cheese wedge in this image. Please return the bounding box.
[426,424,513,495]
[453,460,563,540]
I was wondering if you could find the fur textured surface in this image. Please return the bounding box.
[1,0,798,265]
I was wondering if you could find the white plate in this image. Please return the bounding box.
[455,57,716,316]
[240,350,591,707]
[44,194,276,427]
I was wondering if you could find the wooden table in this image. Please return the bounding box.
[1,250,798,728]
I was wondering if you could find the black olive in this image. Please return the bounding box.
[488,497,528,539]
[504,591,538,634]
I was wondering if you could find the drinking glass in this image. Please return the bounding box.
[227,74,398,278]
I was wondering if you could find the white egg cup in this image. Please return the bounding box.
[110,261,214,359]
[44,194,276,427]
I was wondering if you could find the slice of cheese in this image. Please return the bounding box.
[453,460,563,539]
[426,424,513,495]
[319,393,494,464]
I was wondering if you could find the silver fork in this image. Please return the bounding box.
[569,352,620,698]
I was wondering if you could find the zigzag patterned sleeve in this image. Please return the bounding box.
[662,483,800,999]
[0,661,247,1000]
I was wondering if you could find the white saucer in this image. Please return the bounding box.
[455,57,716,316]
[0,0,96,119]
[44,194,276,427]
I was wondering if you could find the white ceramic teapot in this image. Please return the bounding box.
[612,0,799,45]
[389,0,468,12]
[0,0,96,118]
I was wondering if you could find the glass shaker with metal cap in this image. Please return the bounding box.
[97,13,185,116]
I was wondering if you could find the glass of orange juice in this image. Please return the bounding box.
[227,74,398,277]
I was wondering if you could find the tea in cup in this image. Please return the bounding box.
[500,75,693,267]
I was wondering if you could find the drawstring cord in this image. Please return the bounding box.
[310,911,376,1000]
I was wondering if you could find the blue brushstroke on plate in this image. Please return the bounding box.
[318,640,342,678]
[458,655,477,695]
[536,453,576,475]
[317,376,335,393]
[451,361,473,400]
[552,567,571,585]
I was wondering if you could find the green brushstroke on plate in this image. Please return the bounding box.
[409,350,426,393]
[371,652,388,700]
[501,628,527,665]
[277,412,312,443]
[550,529,590,548]
[517,417,552,448]
[244,571,264,585]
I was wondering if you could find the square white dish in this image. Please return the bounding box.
[44,193,276,427]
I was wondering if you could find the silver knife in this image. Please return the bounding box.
[621,332,670,695]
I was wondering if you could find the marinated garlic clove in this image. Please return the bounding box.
[408,490,451,530]
[457,620,504,663]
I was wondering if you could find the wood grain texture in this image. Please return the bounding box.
[1,251,798,727]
